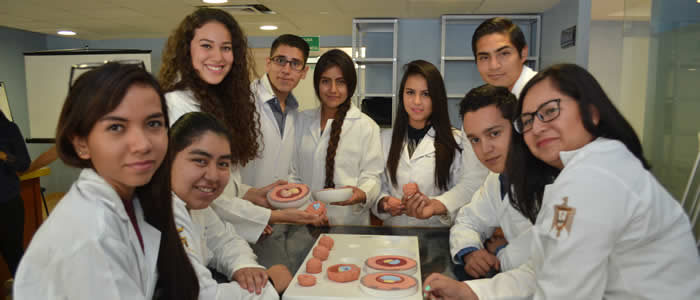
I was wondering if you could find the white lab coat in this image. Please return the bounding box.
[467,138,700,300]
[450,172,533,271]
[173,194,278,300]
[372,127,488,227]
[289,105,383,225]
[511,65,537,99]
[14,169,160,299]
[241,74,298,188]
[166,90,270,242]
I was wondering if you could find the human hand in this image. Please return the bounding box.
[485,235,508,254]
[463,249,500,278]
[232,267,268,294]
[272,208,327,226]
[380,196,404,216]
[0,151,7,161]
[403,193,446,219]
[423,273,479,300]
[331,186,366,206]
[244,180,288,209]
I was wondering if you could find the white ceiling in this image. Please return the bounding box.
[0,0,562,40]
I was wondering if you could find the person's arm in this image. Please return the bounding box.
[210,174,271,243]
[464,259,537,300]
[24,145,58,174]
[2,122,31,173]
[351,121,384,211]
[493,203,534,271]
[529,167,623,299]
[433,132,489,222]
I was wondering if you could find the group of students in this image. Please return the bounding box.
[6,6,699,300]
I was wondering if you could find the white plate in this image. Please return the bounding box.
[312,188,353,203]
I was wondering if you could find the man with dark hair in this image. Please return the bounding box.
[424,85,536,299]
[472,17,537,98]
[242,34,310,189]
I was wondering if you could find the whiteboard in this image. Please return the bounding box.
[0,82,11,121]
[24,50,151,139]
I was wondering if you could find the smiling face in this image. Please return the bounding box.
[190,21,234,85]
[402,74,433,129]
[171,131,232,210]
[521,78,597,169]
[266,44,308,97]
[463,105,512,173]
[73,84,168,200]
[318,66,348,111]
[475,32,528,91]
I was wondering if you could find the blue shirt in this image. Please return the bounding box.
[265,93,299,138]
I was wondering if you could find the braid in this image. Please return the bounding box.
[324,101,351,188]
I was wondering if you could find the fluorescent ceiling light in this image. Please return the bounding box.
[57,30,76,36]
[260,25,278,31]
[202,0,228,3]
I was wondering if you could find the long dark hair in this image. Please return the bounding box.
[506,63,649,223]
[159,7,260,167]
[313,49,357,188]
[55,63,199,300]
[387,60,460,191]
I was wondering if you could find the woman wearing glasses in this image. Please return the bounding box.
[160,8,325,243]
[503,64,699,299]
[289,49,383,225]
[423,64,700,300]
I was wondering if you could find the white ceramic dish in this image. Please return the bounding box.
[312,188,353,203]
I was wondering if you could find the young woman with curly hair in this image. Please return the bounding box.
[289,49,384,225]
[160,8,324,242]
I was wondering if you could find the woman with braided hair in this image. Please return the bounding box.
[289,49,383,225]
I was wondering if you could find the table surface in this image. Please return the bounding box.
[251,224,457,281]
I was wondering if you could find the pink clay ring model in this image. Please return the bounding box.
[306,257,322,274]
[297,274,317,287]
[327,264,360,283]
[267,183,310,209]
[318,235,334,250]
[365,255,417,274]
[360,272,419,298]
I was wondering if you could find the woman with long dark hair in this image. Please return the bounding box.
[373,60,487,227]
[504,63,699,299]
[289,49,383,225]
[160,8,324,242]
[14,63,199,300]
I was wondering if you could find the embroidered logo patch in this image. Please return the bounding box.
[551,197,576,238]
[177,227,189,248]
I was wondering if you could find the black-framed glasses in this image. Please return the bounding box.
[270,56,305,71]
[513,99,561,134]
[69,59,146,88]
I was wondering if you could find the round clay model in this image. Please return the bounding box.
[306,257,323,274]
[305,201,327,216]
[268,183,310,208]
[327,264,361,283]
[361,272,417,290]
[319,235,334,250]
[297,274,317,287]
[403,183,419,197]
[312,245,330,261]
[365,255,417,274]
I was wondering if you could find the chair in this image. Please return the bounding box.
[680,132,700,248]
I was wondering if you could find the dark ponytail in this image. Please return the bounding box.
[313,49,357,188]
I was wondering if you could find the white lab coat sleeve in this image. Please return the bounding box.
[355,122,384,212]
[14,240,149,300]
[434,133,488,221]
[531,167,623,300]
[371,169,395,220]
[210,173,271,243]
[195,207,264,278]
[214,282,279,300]
[466,259,536,300]
[497,226,533,271]
[449,173,501,264]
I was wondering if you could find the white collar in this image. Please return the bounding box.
[511,65,537,98]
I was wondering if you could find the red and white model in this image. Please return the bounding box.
[267,183,310,209]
